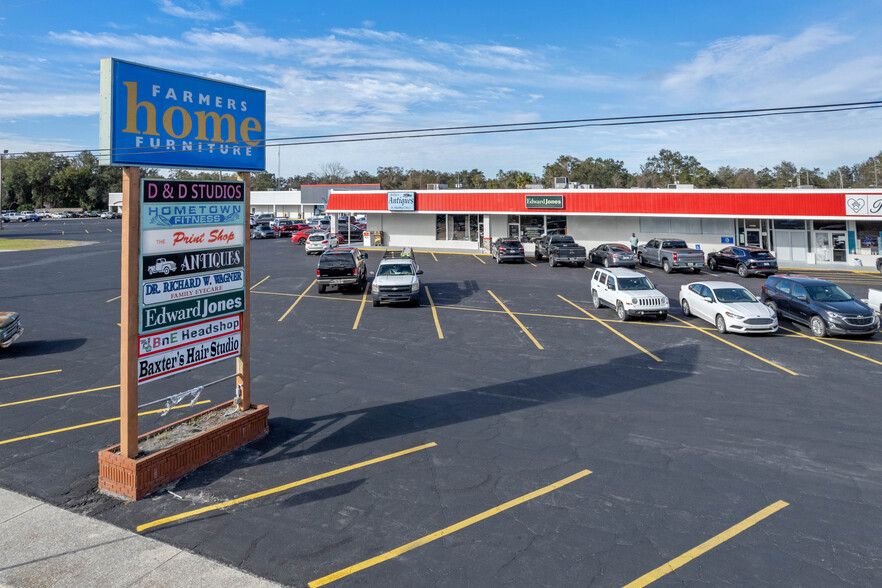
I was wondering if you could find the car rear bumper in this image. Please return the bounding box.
[319,276,360,286]
[497,254,525,262]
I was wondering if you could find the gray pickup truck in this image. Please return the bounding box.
[638,238,704,273]
[534,235,587,267]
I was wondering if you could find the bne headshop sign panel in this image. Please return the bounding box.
[99,58,266,171]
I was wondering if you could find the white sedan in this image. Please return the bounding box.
[305,232,339,254]
[679,281,778,334]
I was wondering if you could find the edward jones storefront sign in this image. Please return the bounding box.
[525,194,564,209]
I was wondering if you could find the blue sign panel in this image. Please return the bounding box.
[99,59,266,171]
[721,236,734,244]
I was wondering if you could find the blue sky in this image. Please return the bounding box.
[1,0,881,178]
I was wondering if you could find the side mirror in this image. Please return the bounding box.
[796,295,807,302]
[417,269,424,275]
[703,296,714,303]
[369,271,375,276]
[363,253,368,259]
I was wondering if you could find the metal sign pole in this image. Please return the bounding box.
[237,171,251,410]
[120,167,140,458]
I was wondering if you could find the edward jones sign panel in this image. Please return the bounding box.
[141,290,245,333]
[525,194,564,209]
[99,58,266,171]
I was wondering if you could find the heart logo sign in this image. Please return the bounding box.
[847,197,865,214]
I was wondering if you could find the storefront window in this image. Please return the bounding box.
[469,215,479,241]
[436,214,447,240]
[448,214,467,240]
[856,221,882,254]
[546,216,567,235]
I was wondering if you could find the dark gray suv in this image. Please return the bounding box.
[760,275,878,337]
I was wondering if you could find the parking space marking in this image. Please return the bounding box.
[557,296,662,362]
[250,275,270,290]
[309,469,591,587]
[106,295,121,303]
[0,384,118,409]
[425,286,444,339]
[525,260,537,267]
[487,290,543,349]
[0,369,62,382]
[430,251,438,262]
[106,228,112,232]
[472,254,486,264]
[669,316,798,375]
[352,286,369,330]
[623,500,789,588]
[137,442,438,533]
[0,400,211,446]
[778,326,882,366]
[277,279,317,322]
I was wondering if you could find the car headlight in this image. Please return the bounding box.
[372,282,379,293]
[725,311,744,319]
[411,282,419,292]
[824,311,844,319]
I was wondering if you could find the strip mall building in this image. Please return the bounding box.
[326,186,882,266]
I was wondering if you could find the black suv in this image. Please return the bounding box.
[706,246,777,277]
[490,238,525,264]
[316,247,368,293]
[761,275,878,337]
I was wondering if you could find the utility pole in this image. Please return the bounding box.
[0,149,7,231]
[839,169,844,189]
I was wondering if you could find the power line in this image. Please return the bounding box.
[5,100,882,158]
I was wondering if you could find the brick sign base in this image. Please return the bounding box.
[98,401,269,501]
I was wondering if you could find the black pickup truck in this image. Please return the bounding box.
[534,235,587,267]
[316,247,368,293]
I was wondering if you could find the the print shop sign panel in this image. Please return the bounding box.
[99,58,266,171]
[388,192,415,211]
[525,195,564,209]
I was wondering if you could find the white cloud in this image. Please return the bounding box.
[157,0,220,21]
[0,92,96,119]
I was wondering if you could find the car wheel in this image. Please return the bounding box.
[681,299,691,316]
[603,257,609,268]
[810,315,828,337]
[764,300,779,317]
[591,290,601,309]
[298,238,306,244]
[657,312,667,321]
[715,314,727,334]
[737,263,749,278]
[372,299,380,307]
[616,302,629,321]
[535,251,542,261]
[708,258,717,271]
[662,259,672,273]
[496,254,501,264]
[549,255,556,267]
[318,284,326,293]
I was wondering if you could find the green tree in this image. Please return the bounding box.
[772,161,798,188]
[639,149,711,188]
[251,172,277,191]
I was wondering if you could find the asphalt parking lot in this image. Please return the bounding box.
[2,220,882,587]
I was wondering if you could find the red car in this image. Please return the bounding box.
[291,228,323,244]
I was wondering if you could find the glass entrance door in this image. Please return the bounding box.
[745,229,761,247]
[832,232,847,262]
[814,232,831,262]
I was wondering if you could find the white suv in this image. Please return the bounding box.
[591,268,669,321]
[305,232,339,254]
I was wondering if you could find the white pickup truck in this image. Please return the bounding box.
[591,268,670,321]
[868,288,882,315]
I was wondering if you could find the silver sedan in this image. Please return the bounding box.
[588,243,638,267]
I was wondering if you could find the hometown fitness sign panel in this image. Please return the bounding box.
[99,58,266,171]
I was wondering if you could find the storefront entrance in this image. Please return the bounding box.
[773,230,807,262]
[814,231,847,263]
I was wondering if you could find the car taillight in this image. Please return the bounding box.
[321,240,328,244]
[316,269,320,276]
[672,252,678,261]
[352,268,358,275]
[499,247,506,252]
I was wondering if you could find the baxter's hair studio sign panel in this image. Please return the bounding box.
[99,59,266,171]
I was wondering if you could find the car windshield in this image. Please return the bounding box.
[806,284,852,302]
[618,277,654,291]
[713,288,758,303]
[377,263,414,276]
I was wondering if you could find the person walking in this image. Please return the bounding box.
[629,232,639,252]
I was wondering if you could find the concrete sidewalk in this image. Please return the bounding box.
[0,488,281,588]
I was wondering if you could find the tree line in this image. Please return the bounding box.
[2,148,880,211]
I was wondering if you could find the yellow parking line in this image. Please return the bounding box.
[669,316,798,375]
[624,500,789,588]
[138,442,438,533]
[0,384,118,409]
[526,260,537,267]
[557,296,661,362]
[352,286,369,330]
[0,369,62,383]
[778,325,882,366]
[106,228,112,232]
[472,254,486,264]
[430,251,438,262]
[309,469,591,587]
[250,275,270,290]
[0,400,210,446]
[277,279,316,322]
[106,295,121,303]
[425,286,444,339]
[487,290,543,349]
